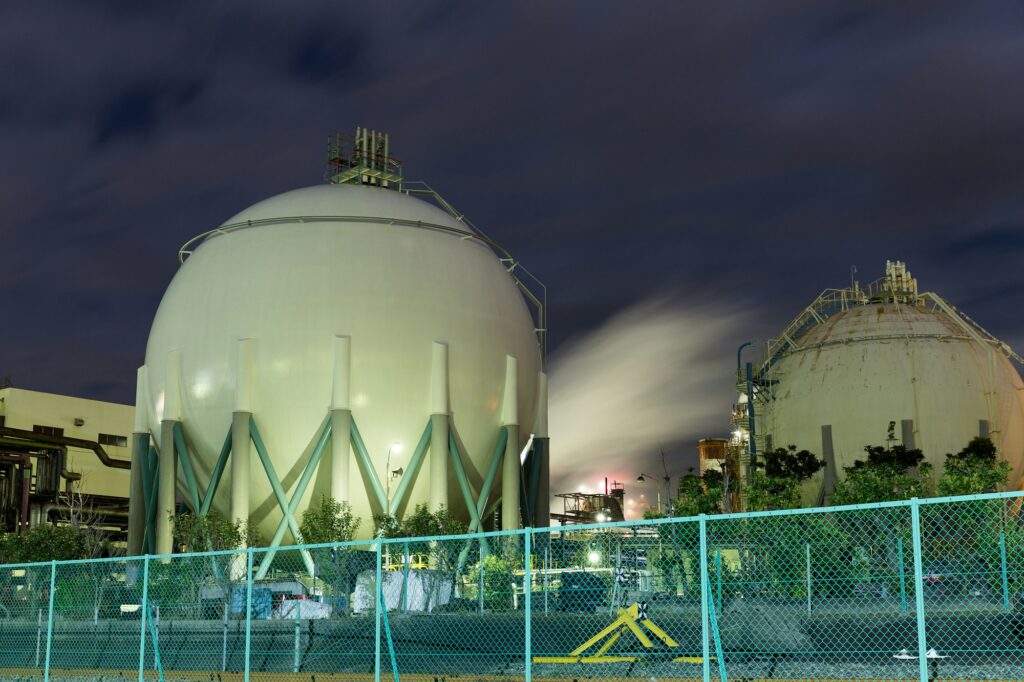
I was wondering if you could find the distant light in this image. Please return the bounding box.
[588,551,601,564]
[596,513,608,523]
[390,442,403,454]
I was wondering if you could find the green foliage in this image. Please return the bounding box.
[373,504,467,571]
[673,468,728,517]
[0,523,106,563]
[748,446,824,511]
[374,504,466,542]
[467,554,515,611]
[937,437,1010,497]
[831,444,932,505]
[299,496,360,545]
[172,510,259,552]
[298,497,362,603]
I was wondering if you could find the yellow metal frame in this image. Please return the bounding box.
[532,602,708,665]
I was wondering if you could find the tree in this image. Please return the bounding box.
[673,468,729,517]
[830,444,931,505]
[467,554,515,611]
[937,437,1009,496]
[299,496,361,609]
[172,511,260,553]
[299,496,360,545]
[373,504,469,607]
[167,510,260,618]
[747,446,824,511]
[0,524,91,563]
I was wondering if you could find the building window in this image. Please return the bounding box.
[98,433,128,448]
[33,425,64,437]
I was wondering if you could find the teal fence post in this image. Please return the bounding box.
[910,498,929,682]
[1000,531,1010,612]
[707,581,728,682]
[898,538,908,614]
[43,559,56,682]
[376,540,385,675]
[805,542,812,614]
[715,551,723,612]
[244,549,254,682]
[402,542,410,614]
[138,556,150,682]
[525,530,532,682]
[293,593,301,673]
[699,515,710,682]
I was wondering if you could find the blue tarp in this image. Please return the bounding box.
[230,586,273,619]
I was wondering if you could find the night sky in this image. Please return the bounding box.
[3,2,1023,500]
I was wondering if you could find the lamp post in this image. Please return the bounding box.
[636,473,670,515]
[638,447,672,515]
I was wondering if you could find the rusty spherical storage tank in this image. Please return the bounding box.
[754,261,1024,500]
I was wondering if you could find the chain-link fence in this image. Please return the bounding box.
[3,491,1024,682]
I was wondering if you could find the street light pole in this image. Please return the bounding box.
[638,447,673,515]
[637,472,670,515]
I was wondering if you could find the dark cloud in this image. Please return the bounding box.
[1,0,1023,423]
[94,77,206,146]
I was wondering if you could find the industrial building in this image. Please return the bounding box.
[732,261,1024,506]
[129,128,550,564]
[0,387,133,537]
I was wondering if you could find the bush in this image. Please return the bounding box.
[467,554,516,611]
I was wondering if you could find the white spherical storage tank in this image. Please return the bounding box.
[129,133,545,557]
[751,262,1024,502]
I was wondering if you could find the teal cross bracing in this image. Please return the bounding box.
[386,419,433,517]
[253,417,334,579]
[248,416,316,576]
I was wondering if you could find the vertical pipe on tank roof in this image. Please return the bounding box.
[430,342,450,513]
[232,339,254,547]
[502,355,521,530]
[157,352,182,556]
[331,336,352,505]
[128,366,149,556]
[364,125,372,176]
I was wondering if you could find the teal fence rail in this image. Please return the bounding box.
[3,491,1024,682]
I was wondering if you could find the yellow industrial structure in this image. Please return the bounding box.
[0,387,133,537]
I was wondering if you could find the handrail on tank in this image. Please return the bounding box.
[177,186,549,364]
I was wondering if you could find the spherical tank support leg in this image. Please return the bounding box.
[156,420,177,556]
[501,355,520,530]
[430,414,450,512]
[231,412,252,540]
[331,410,352,504]
[430,342,450,513]
[331,336,353,504]
[127,432,148,556]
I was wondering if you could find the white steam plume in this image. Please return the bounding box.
[547,297,744,519]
